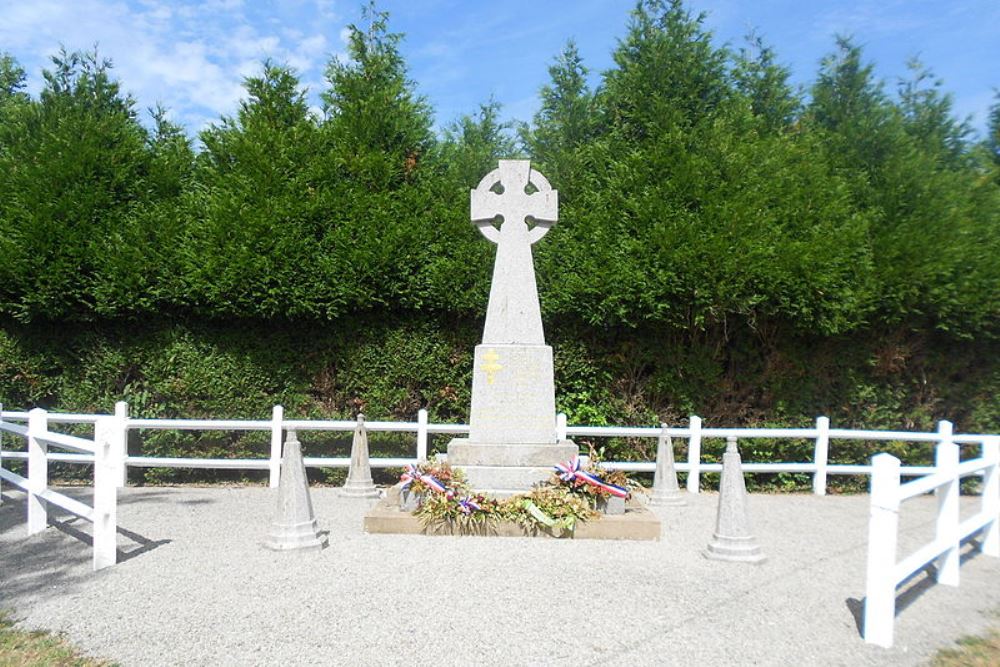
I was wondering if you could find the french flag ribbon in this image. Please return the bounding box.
[399,464,454,497]
[554,456,629,499]
[554,455,583,482]
[458,497,481,515]
[399,464,420,490]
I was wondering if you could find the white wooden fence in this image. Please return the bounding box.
[863,428,1000,648]
[0,405,995,494]
[0,407,121,570]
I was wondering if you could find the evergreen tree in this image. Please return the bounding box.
[601,0,730,141]
[0,49,152,320]
[897,58,971,167]
[321,2,433,189]
[732,31,800,133]
[987,91,1000,169]
[185,62,328,318]
[522,41,596,197]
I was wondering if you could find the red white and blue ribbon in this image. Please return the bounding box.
[399,464,454,497]
[400,464,420,489]
[554,456,628,498]
[458,496,481,515]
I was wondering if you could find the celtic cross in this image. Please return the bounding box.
[471,160,557,346]
[471,160,558,245]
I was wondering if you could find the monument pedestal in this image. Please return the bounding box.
[448,342,577,493]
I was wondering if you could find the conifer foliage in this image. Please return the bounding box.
[0,0,996,341]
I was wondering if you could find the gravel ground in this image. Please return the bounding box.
[1,486,999,666]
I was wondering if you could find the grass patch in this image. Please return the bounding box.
[0,611,113,667]
[931,627,1000,666]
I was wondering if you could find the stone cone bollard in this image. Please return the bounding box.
[648,425,686,507]
[340,413,379,498]
[264,429,327,552]
[704,436,765,563]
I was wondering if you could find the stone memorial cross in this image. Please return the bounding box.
[471,160,557,345]
[447,160,576,493]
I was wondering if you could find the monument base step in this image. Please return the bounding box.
[447,439,578,466]
[363,500,660,541]
[454,464,559,492]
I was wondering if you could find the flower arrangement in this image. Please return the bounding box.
[401,459,602,536]
[400,461,469,497]
[415,491,502,530]
[508,486,596,536]
[550,447,640,506]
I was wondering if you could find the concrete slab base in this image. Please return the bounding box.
[363,500,661,541]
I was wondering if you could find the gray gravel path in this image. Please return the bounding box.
[1,486,999,666]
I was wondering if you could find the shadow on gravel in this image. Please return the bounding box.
[117,491,192,506]
[0,493,28,532]
[845,573,935,640]
[48,517,171,563]
[1,493,169,569]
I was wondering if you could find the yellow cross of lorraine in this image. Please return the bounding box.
[482,348,503,385]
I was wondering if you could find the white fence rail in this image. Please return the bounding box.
[0,407,120,570]
[0,405,996,495]
[863,428,1000,648]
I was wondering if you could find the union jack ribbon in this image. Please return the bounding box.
[554,456,629,498]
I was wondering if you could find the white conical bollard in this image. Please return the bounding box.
[264,429,327,552]
[704,436,765,563]
[340,414,379,498]
[649,425,686,506]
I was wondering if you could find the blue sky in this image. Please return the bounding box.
[1,1,997,139]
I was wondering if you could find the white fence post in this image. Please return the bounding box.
[27,408,48,536]
[92,416,118,571]
[556,412,567,442]
[417,409,429,460]
[981,437,1000,557]
[113,401,129,488]
[686,415,702,494]
[935,420,960,586]
[813,416,830,496]
[269,405,284,488]
[864,452,901,648]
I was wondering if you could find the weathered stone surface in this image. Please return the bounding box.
[447,441,578,467]
[467,344,557,445]
[263,429,327,552]
[649,427,687,507]
[598,495,626,515]
[704,437,765,563]
[456,464,562,495]
[471,160,556,346]
[340,414,379,498]
[363,500,660,541]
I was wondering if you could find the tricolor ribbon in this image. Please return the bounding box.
[458,496,481,515]
[399,464,420,490]
[399,464,454,497]
[554,456,629,499]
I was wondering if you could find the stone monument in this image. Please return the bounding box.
[340,414,379,498]
[648,426,686,507]
[704,437,765,563]
[447,160,577,492]
[264,429,327,552]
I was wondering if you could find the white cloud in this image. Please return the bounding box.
[0,0,346,134]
